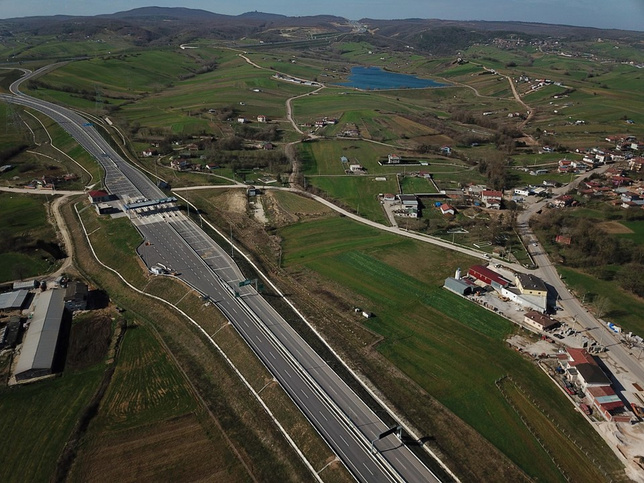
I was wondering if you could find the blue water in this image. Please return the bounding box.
[337,66,447,90]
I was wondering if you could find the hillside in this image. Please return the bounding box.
[0,7,642,55]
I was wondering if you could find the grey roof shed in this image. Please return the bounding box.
[14,289,65,381]
[0,290,29,311]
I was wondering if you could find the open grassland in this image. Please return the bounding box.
[0,192,61,282]
[400,176,437,194]
[500,379,613,482]
[78,201,146,286]
[299,139,395,175]
[243,52,328,81]
[0,104,101,190]
[9,37,132,61]
[307,176,393,224]
[70,324,253,483]
[40,51,202,95]
[94,324,199,431]
[0,366,105,483]
[559,266,644,334]
[278,215,624,481]
[0,102,28,154]
[118,53,311,134]
[268,189,333,218]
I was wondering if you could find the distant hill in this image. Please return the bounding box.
[0,7,642,54]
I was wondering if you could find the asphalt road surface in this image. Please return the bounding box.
[3,68,443,482]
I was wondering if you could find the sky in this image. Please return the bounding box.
[1,0,643,31]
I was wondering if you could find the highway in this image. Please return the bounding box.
[3,68,444,482]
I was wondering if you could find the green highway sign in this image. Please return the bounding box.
[238,279,253,287]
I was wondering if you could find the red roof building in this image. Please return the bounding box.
[88,190,111,204]
[440,204,455,215]
[468,265,511,288]
[587,386,625,420]
[566,348,595,366]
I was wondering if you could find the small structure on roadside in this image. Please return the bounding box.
[88,190,112,204]
[523,311,558,331]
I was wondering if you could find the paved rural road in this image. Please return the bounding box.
[517,194,644,385]
[3,67,444,482]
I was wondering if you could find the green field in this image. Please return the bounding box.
[278,215,623,480]
[0,193,63,282]
[0,366,104,483]
[307,176,394,223]
[400,175,437,194]
[559,266,644,334]
[617,220,644,245]
[78,202,146,285]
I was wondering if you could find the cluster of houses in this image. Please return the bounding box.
[237,115,269,124]
[23,173,79,190]
[466,186,504,209]
[575,161,644,210]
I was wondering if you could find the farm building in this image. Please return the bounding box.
[0,290,29,312]
[13,289,66,382]
[586,386,625,421]
[523,311,558,331]
[515,273,548,297]
[88,190,111,204]
[13,280,38,291]
[468,265,511,289]
[64,282,88,312]
[439,204,455,215]
[500,286,548,313]
[398,194,419,208]
[444,277,474,296]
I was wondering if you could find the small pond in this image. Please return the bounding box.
[337,66,447,90]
